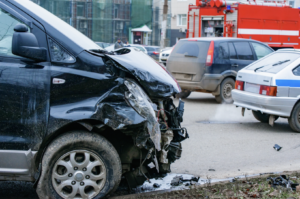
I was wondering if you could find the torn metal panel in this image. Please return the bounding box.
[106,48,181,99]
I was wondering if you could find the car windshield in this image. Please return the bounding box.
[246,52,300,74]
[15,0,103,51]
[133,46,146,52]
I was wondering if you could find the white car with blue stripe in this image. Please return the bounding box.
[232,49,300,132]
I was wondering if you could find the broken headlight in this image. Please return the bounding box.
[124,80,161,151]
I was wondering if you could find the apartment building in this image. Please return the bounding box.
[170,0,195,46]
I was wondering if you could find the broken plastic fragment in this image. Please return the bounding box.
[124,80,161,150]
[273,144,282,151]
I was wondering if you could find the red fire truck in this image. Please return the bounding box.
[187,0,300,49]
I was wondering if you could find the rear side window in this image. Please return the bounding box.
[218,42,229,59]
[293,65,300,76]
[251,42,273,59]
[247,52,300,74]
[228,42,237,59]
[175,42,200,57]
[234,42,254,60]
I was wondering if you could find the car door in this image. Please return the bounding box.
[229,42,255,72]
[0,5,50,153]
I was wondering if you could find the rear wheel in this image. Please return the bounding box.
[252,110,278,123]
[36,131,122,199]
[176,90,191,99]
[288,102,300,132]
[218,78,235,104]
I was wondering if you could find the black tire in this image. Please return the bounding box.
[288,102,300,132]
[215,95,222,103]
[176,90,191,99]
[36,131,122,199]
[252,110,278,123]
[219,78,235,104]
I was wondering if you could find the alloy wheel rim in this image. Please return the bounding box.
[52,150,106,199]
[223,83,233,99]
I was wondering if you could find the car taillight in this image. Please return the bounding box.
[259,85,277,96]
[235,80,244,90]
[153,51,159,55]
[206,41,214,66]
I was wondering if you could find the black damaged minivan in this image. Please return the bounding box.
[0,0,188,198]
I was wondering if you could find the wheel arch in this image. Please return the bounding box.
[34,119,127,171]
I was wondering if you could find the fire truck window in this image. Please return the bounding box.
[175,42,199,57]
[218,42,229,59]
[251,42,273,60]
[228,42,237,59]
[233,42,254,60]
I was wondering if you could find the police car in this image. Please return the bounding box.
[232,49,300,132]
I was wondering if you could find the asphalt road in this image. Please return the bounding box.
[172,92,300,179]
[1,92,300,198]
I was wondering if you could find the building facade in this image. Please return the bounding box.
[31,0,166,46]
[170,0,195,46]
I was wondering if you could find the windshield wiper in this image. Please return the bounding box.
[272,59,290,66]
[254,65,265,72]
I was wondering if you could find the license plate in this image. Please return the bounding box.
[244,82,260,94]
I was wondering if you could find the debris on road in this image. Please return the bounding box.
[209,169,216,171]
[267,175,299,191]
[273,144,282,151]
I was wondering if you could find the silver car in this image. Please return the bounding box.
[232,49,300,132]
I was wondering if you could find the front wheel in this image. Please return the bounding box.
[288,102,300,132]
[36,131,122,199]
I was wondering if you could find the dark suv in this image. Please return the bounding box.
[167,38,274,103]
[0,0,187,198]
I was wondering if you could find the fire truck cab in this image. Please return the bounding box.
[187,0,300,49]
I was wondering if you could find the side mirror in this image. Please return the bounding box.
[12,24,47,61]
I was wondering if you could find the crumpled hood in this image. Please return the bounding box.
[105,48,181,99]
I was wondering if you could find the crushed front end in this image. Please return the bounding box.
[103,48,188,189]
[83,47,188,189]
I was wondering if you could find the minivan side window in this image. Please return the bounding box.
[228,42,237,59]
[0,8,27,58]
[175,42,199,57]
[233,42,254,60]
[251,42,273,59]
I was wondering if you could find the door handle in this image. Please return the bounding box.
[232,64,239,67]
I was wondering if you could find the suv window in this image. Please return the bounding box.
[175,42,199,57]
[233,42,254,60]
[0,8,27,58]
[251,42,273,59]
[218,42,229,59]
[228,42,237,59]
